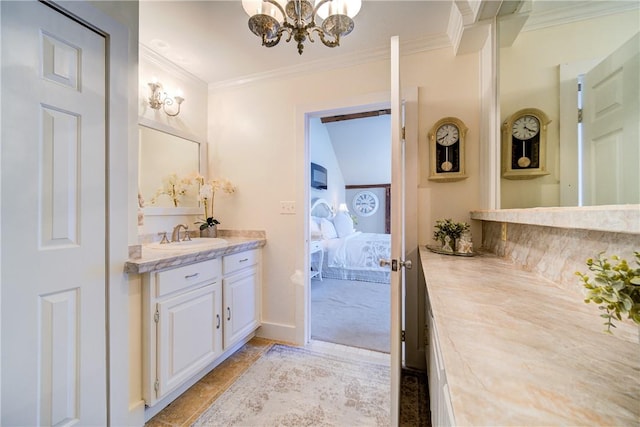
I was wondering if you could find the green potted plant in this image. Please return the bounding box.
[432,219,470,253]
[577,251,640,333]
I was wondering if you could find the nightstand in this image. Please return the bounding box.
[310,240,324,281]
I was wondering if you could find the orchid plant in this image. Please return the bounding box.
[194,175,236,230]
[150,172,192,207]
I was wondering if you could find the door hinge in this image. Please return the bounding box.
[154,306,160,324]
[401,330,406,342]
[578,108,583,123]
[401,126,406,140]
[154,379,159,392]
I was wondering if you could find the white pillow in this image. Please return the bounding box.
[310,216,321,234]
[320,218,338,240]
[333,211,355,238]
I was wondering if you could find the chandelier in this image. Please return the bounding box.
[241,0,362,55]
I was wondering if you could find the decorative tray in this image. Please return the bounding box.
[425,245,475,257]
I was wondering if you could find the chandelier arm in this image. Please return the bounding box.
[264,0,287,20]
[313,27,340,48]
[262,31,284,48]
[312,0,332,17]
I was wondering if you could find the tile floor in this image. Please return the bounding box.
[145,337,427,426]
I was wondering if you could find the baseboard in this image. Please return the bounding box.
[128,400,145,427]
[256,321,298,344]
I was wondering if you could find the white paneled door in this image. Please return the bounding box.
[583,33,640,205]
[1,2,107,425]
[389,35,403,427]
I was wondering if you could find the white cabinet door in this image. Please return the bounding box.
[157,282,222,397]
[223,269,259,349]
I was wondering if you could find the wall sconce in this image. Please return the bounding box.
[148,80,185,117]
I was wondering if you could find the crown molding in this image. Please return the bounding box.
[208,34,451,91]
[140,43,207,87]
[523,1,639,32]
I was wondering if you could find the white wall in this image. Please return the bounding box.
[500,9,639,208]
[208,45,482,347]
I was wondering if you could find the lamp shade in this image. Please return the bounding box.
[242,0,285,21]
[315,0,361,19]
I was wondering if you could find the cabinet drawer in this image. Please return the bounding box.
[223,249,258,275]
[156,259,221,298]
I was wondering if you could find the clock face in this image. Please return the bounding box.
[352,191,379,217]
[436,124,459,146]
[511,115,540,140]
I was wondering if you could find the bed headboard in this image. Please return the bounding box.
[310,198,334,219]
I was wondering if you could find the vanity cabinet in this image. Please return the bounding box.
[142,249,261,408]
[222,249,260,349]
[426,295,455,427]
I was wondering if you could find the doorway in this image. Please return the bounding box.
[307,108,392,354]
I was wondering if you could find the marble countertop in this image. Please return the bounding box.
[125,236,266,274]
[419,247,639,426]
[470,204,640,234]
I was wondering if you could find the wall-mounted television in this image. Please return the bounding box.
[310,163,328,190]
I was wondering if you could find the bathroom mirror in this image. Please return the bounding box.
[139,123,202,210]
[499,3,639,209]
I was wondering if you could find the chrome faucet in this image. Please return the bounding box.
[171,224,190,242]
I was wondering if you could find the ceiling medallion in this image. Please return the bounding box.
[242,0,362,55]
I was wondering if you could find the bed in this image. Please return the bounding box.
[310,198,391,284]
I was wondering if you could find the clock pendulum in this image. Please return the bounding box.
[518,140,531,168]
[442,146,453,171]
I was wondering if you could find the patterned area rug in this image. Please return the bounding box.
[193,344,390,426]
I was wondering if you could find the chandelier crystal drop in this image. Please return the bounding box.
[241,0,362,55]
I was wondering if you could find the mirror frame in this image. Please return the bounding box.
[138,117,208,216]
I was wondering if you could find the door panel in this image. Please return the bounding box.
[1,2,107,425]
[389,35,402,427]
[583,33,639,205]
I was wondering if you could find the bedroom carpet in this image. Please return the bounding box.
[193,343,390,426]
[311,277,390,353]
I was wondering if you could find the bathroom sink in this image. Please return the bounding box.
[145,238,228,251]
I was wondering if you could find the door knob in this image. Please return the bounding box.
[400,259,412,270]
[379,258,412,270]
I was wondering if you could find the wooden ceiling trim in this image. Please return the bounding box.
[320,109,391,124]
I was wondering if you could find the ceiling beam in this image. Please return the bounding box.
[320,109,391,124]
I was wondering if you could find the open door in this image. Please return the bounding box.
[582,33,639,205]
[389,35,405,427]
